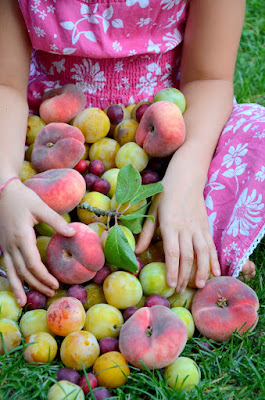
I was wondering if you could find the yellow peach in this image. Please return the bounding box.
[83,283,106,310]
[19,161,37,182]
[103,271,143,309]
[60,330,100,370]
[73,107,110,143]
[84,303,124,340]
[26,115,46,145]
[20,309,54,338]
[89,138,120,171]
[23,332,57,363]
[115,142,149,172]
[110,194,147,215]
[45,289,68,309]
[93,351,130,388]
[0,291,22,321]
[113,119,139,146]
[77,191,111,225]
[101,168,120,197]
[0,318,21,354]
[47,381,84,400]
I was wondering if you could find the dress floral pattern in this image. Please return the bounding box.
[17,0,265,277]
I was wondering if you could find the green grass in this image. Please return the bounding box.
[0,1,265,399]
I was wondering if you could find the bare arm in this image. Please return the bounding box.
[136,0,246,291]
[0,0,75,306]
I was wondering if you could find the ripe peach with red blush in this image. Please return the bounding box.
[39,84,86,124]
[31,123,85,172]
[24,168,86,214]
[46,296,86,336]
[136,101,186,157]
[191,277,259,342]
[119,305,187,369]
[47,222,105,285]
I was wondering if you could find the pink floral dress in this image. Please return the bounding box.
[17,0,265,277]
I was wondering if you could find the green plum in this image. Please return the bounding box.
[153,88,186,113]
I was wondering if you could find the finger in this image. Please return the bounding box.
[162,229,179,289]
[10,248,56,297]
[19,228,59,290]
[4,253,27,307]
[193,233,210,289]
[135,203,158,254]
[177,233,194,293]
[33,200,75,237]
[204,232,221,277]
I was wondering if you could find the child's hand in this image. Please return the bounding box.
[0,180,75,306]
[135,161,221,293]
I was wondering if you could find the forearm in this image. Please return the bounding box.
[0,85,29,183]
[166,79,234,185]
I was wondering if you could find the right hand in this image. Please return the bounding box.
[0,179,76,306]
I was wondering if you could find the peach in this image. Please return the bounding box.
[19,161,37,182]
[188,254,210,289]
[24,168,86,214]
[39,84,86,124]
[31,123,85,172]
[23,332,58,363]
[0,291,22,321]
[77,192,111,225]
[136,101,186,157]
[93,351,130,389]
[113,119,139,146]
[47,222,105,284]
[26,115,46,145]
[83,283,106,310]
[47,381,84,400]
[168,287,196,310]
[0,276,12,291]
[45,289,68,308]
[101,168,120,197]
[138,241,165,266]
[164,357,201,392]
[73,107,110,143]
[46,297,86,336]
[25,143,34,162]
[139,262,175,298]
[119,305,187,369]
[115,142,149,172]
[84,303,124,340]
[89,138,120,171]
[88,222,107,237]
[110,194,147,215]
[35,213,71,237]
[60,330,100,370]
[171,307,195,340]
[0,318,21,354]
[103,271,143,309]
[36,236,51,265]
[191,277,259,342]
[20,309,54,338]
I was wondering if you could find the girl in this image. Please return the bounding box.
[0,0,262,307]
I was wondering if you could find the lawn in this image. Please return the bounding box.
[0,1,265,399]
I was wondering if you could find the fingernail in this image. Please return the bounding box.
[17,298,21,305]
[68,228,75,233]
[198,280,205,288]
[215,270,221,276]
[169,281,177,288]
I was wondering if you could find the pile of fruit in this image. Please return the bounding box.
[0,85,260,399]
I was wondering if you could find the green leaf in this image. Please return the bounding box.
[119,203,154,234]
[115,165,141,205]
[104,225,138,273]
[130,182,163,205]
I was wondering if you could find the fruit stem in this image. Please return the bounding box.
[46,142,55,148]
[77,203,122,218]
[146,326,152,337]
[216,294,228,308]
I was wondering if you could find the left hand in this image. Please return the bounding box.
[135,159,221,293]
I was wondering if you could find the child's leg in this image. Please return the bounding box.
[204,102,265,278]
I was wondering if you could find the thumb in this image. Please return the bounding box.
[34,202,76,237]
